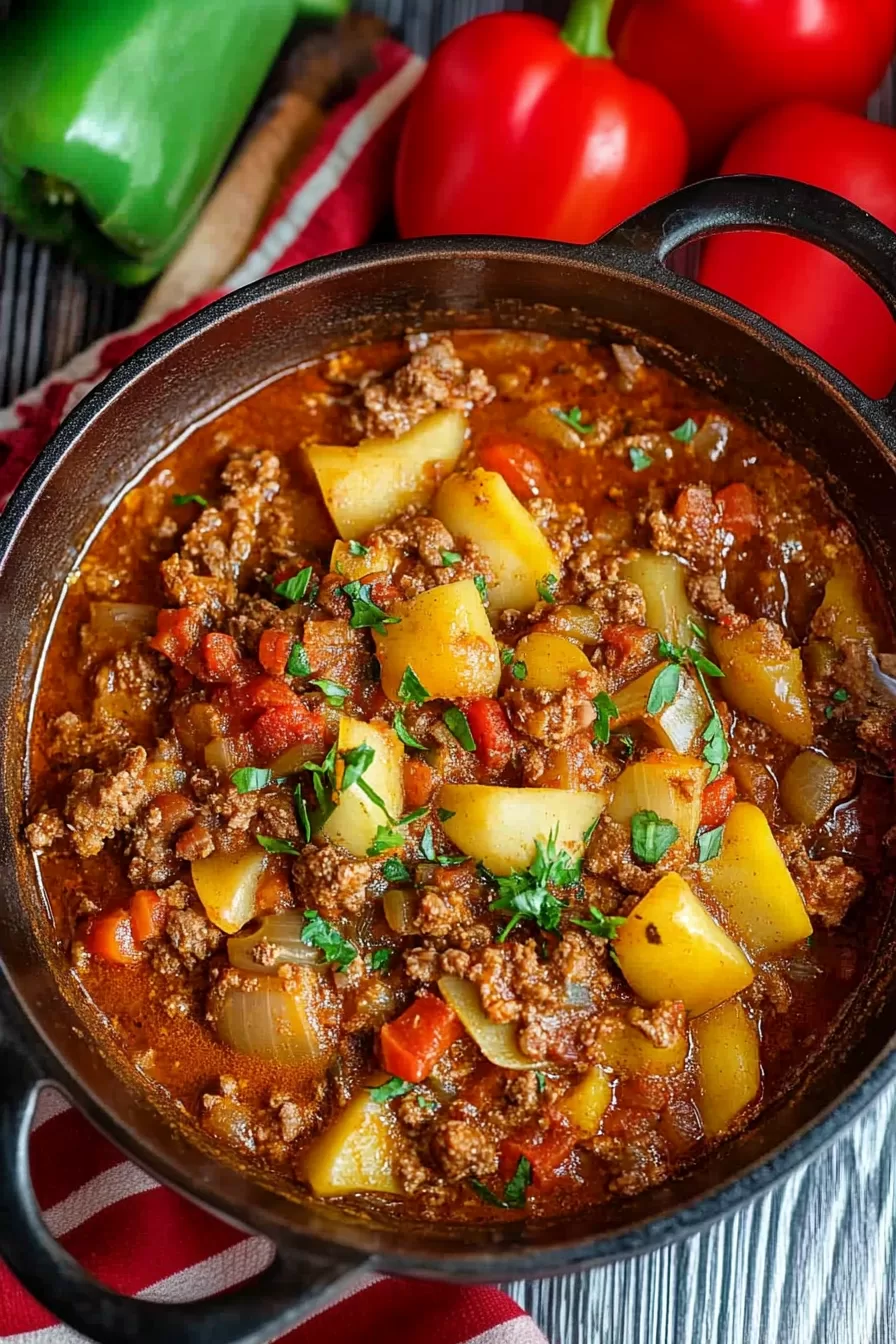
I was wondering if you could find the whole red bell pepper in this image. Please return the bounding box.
[697,102,896,400]
[608,0,896,172]
[394,0,686,244]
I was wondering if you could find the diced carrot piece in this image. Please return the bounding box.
[477,433,550,500]
[499,1121,577,1189]
[699,773,737,830]
[258,629,295,677]
[129,890,166,945]
[149,607,202,665]
[379,995,465,1083]
[229,674,298,715]
[715,482,760,543]
[403,756,435,809]
[673,483,716,533]
[84,908,141,965]
[464,697,514,773]
[250,702,326,760]
[174,821,214,861]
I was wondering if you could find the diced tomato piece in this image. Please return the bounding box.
[403,756,435,809]
[152,791,194,834]
[84,908,141,964]
[477,433,550,500]
[366,573,401,610]
[465,697,514,773]
[715,482,760,543]
[149,607,202,665]
[255,860,292,914]
[229,674,298,716]
[499,1121,577,1189]
[193,632,244,683]
[614,1075,670,1111]
[129,890,166,946]
[174,821,214,861]
[601,1106,661,1140]
[379,995,465,1083]
[602,623,658,677]
[699,773,737,830]
[250,702,326,760]
[258,629,295,677]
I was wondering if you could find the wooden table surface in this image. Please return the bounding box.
[2,4,895,1341]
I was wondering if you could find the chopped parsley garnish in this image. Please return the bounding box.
[231,766,272,793]
[301,741,338,832]
[286,641,311,677]
[646,661,681,714]
[537,573,559,603]
[294,782,311,842]
[501,648,514,665]
[394,710,427,751]
[382,856,411,883]
[618,733,635,759]
[274,565,317,604]
[441,550,462,566]
[535,1071,547,1093]
[474,574,489,604]
[510,659,527,681]
[583,815,600,847]
[471,1155,532,1209]
[443,706,476,751]
[825,686,850,719]
[337,580,400,634]
[553,406,594,435]
[341,743,391,816]
[172,492,209,507]
[368,1076,412,1103]
[348,539,369,557]
[487,829,582,941]
[398,665,430,703]
[592,691,619,746]
[573,905,626,940]
[630,810,679,865]
[367,823,405,856]
[400,806,429,826]
[420,823,437,862]
[301,909,357,968]
[696,824,724,863]
[308,676,348,707]
[670,417,698,442]
[438,808,456,823]
[369,948,393,972]
[255,834,300,855]
[417,1094,438,1112]
[688,616,707,640]
[629,446,653,472]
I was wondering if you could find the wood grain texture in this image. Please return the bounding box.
[1,4,895,1341]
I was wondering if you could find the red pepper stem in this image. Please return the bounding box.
[560,0,614,59]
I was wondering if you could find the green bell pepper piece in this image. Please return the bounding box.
[0,0,348,284]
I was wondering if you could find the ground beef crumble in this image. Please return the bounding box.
[356,337,495,438]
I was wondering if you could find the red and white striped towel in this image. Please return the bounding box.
[0,37,549,1344]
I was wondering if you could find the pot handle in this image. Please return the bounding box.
[591,173,896,410]
[0,1031,362,1344]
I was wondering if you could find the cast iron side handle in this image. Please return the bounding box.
[591,173,896,410]
[0,1032,362,1344]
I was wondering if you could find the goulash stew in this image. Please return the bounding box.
[26,333,895,1219]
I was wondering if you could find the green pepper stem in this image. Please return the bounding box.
[561,0,614,59]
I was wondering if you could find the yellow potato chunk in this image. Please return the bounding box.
[373,579,500,702]
[614,873,754,1016]
[321,716,404,858]
[433,467,555,612]
[620,550,700,646]
[710,619,812,747]
[439,783,605,876]
[813,559,881,649]
[306,409,466,539]
[514,631,595,692]
[302,1081,401,1196]
[607,757,707,846]
[612,662,709,756]
[558,1067,612,1135]
[698,802,812,957]
[330,535,400,582]
[596,1021,688,1077]
[693,999,761,1138]
[192,845,268,935]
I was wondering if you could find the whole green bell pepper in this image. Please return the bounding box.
[0,0,348,284]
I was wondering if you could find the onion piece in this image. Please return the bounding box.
[271,741,326,777]
[383,888,417,935]
[228,912,323,974]
[86,602,157,659]
[533,604,603,647]
[211,967,334,1065]
[780,750,854,826]
[204,734,253,775]
[438,975,544,1070]
[516,404,585,451]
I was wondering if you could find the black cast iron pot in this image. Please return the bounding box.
[3,176,896,1344]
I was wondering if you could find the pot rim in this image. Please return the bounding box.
[4,177,896,1285]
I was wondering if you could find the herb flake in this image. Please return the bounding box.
[552,406,594,435]
[172,492,209,508]
[308,677,348,708]
[348,540,369,557]
[441,550,462,566]
[671,417,698,443]
[255,834,300,855]
[274,565,317,604]
[231,766,272,793]
[397,666,430,704]
[394,710,427,751]
[573,906,626,940]
[369,1076,412,1103]
[592,691,619,746]
[301,909,357,969]
[488,829,581,941]
[537,573,559,603]
[697,824,724,863]
[286,641,311,678]
[338,580,399,634]
[443,706,476,751]
[629,446,653,472]
[630,810,679,865]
